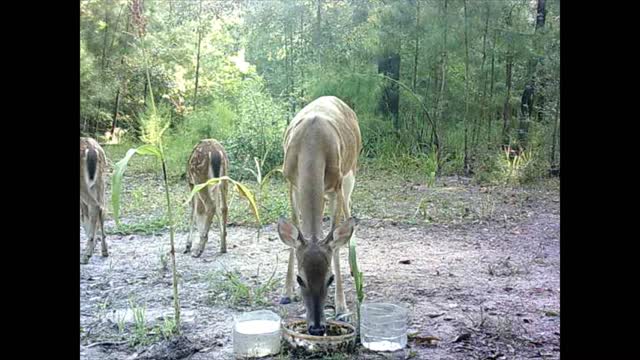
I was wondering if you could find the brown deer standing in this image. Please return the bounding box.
[277,96,362,336]
[80,137,108,264]
[184,139,229,257]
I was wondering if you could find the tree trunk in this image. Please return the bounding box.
[501,56,512,146]
[518,0,547,144]
[438,0,449,126]
[473,2,490,149]
[143,80,148,108]
[100,7,110,72]
[487,29,497,147]
[112,12,129,135]
[95,5,110,137]
[193,0,203,111]
[412,0,420,92]
[290,20,295,96]
[299,4,305,105]
[501,6,514,146]
[111,88,121,134]
[463,0,471,175]
[550,94,559,168]
[377,52,401,130]
[314,0,322,50]
[284,17,289,100]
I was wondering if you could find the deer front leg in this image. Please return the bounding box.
[333,247,349,319]
[281,185,299,304]
[332,178,347,228]
[218,184,228,254]
[81,205,99,264]
[281,248,296,304]
[193,198,214,258]
[331,184,351,321]
[99,209,108,257]
[184,199,196,253]
[289,185,300,228]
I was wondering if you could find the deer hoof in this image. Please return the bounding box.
[80,256,90,265]
[182,247,191,254]
[279,297,292,305]
[101,250,109,257]
[192,250,203,258]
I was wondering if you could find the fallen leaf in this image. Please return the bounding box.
[427,312,446,318]
[453,333,471,342]
[414,335,441,347]
[399,259,412,264]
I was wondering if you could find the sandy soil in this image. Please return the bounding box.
[80,177,559,359]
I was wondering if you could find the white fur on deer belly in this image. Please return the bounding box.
[234,320,280,334]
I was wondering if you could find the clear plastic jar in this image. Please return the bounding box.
[360,303,408,352]
[233,310,281,358]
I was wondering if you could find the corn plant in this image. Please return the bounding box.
[112,2,182,333]
[245,150,284,201]
[185,175,261,227]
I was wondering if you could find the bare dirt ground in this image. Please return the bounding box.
[80,176,559,359]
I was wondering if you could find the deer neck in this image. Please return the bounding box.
[297,150,326,241]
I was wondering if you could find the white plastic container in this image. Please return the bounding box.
[233,310,282,358]
[360,303,408,352]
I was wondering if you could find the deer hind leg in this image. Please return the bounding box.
[342,171,355,220]
[193,194,214,258]
[281,185,298,304]
[333,171,356,321]
[343,171,358,266]
[81,203,99,264]
[99,208,108,257]
[217,183,228,254]
[184,198,196,254]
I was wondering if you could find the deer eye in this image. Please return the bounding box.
[327,275,335,287]
[296,275,306,288]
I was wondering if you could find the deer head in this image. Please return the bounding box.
[277,217,355,336]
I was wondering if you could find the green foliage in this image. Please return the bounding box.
[158,315,178,340]
[225,78,287,179]
[206,267,279,309]
[186,175,261,227]
[128,298,150,346]
[84,0,559,205]
[161,101,236,179]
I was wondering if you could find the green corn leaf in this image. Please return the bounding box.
[111,145,161,226]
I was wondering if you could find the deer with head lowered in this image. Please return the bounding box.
[184,139,229,257]
[80,137,108,264]
[278,96,362,336]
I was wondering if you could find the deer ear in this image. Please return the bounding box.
[325,218,356,250]
[278,218,304,248]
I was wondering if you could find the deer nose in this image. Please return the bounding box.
[308,324,326,336]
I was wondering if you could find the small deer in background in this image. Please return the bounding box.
[184,139,229,257]
[80,137,108,264]
[278,96,362,336]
